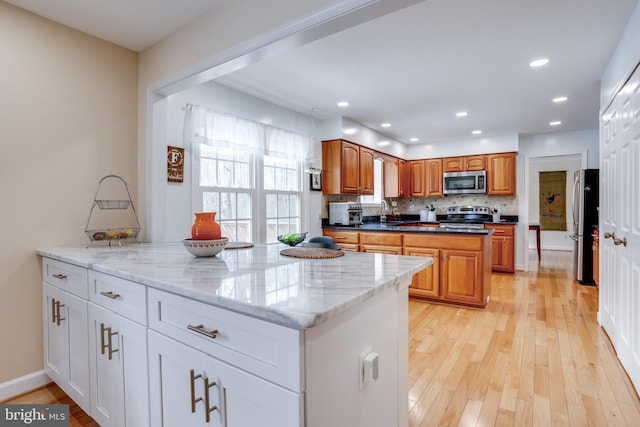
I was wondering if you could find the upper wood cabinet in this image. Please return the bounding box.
[398,159,410,198]
[486,152,516,195]
[443,155,486,172]
[322,139,374,195]
[409,160,426,197]
[425,158,443,197]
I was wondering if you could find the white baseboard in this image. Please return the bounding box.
[0,370,50,401]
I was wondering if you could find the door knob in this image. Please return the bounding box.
[604,232,614,239]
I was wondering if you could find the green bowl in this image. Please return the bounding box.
[277,232,308,247]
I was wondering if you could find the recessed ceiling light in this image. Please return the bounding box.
[410,137,419,142]
[530,58,550,67]
[552,96,568,103]
[549,121,562,126]
[381,123,391,128]
[472,130,482,135]
[337,101,350,107]
[343,128,357,135]
[456,111,468,117]
[377,141,390,146]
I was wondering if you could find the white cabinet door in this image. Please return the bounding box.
[88,303,149,427]
[600,66,640,392]
[43,283,91,414]
[148,330,302,427]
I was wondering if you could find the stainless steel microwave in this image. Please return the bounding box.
[443,170,487,195]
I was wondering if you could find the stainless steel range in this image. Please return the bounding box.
[439,206,491,230]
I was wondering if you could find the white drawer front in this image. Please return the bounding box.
[148,288,302,392]
[43,258,88,299]
[89,271,147,325]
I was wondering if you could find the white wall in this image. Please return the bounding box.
[600,0,640,109]
[406,133,519,160]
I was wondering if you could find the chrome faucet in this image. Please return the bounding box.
[380,199,389,222]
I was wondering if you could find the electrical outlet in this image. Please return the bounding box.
[391,201,397,207]
[409,204,415,212]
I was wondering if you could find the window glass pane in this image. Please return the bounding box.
[288,169,298,191]
[201,158,216,187]
[237,193,251,218]
[276,168,288,190]
[220,192,236,219]
[289,195,299,217]
[235,162,250,188]
[264,166,275,190]
[278,194,289,217]
[203,192,219,212]
[218,161,233,187]
[266,194,277,218]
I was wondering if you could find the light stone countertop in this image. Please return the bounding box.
[36,243,431,330]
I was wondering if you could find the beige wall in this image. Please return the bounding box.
[0,3,138,383]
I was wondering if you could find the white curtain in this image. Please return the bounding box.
[187,104,310,160]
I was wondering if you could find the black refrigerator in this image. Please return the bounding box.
[569,169,599,285]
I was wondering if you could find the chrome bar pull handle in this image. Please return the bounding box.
[51,298,57,324]
[100,291,120,299]
[190,369,203,413]
[204,377,219,423]
[52,273,68,280]
[100,323,119,360]
[188,324,218,340]
[56,301,65,326]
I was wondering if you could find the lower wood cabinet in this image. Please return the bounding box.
[404,233,491,308]
[404,247,439,298]
[485,224,515,273]
[323,229,492,308]
[592,229,599,286]
[322,228,359,251]
[360,232,403,254]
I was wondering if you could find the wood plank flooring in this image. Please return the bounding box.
[408,250,640,426]
[2,382,98,427]
[4,249,640,426]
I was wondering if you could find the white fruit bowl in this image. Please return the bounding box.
[182,237,228,257]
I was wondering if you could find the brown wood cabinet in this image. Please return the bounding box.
[443,155,486,172]
[398,159,410,198]
[592,229,599,286]
[405,247,440,299]
[404,233,491,308]
[409,160,426,197]
[425,158,443,197]
[360,232,403,254]
[321,229,359,252]
[485,224,515,273]
[321,139,374,195]
[487,152,516,195]
[323,228,492,308]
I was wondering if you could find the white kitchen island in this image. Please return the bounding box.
[37,243,431,427]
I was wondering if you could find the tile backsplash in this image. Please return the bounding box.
[322,194,518,217]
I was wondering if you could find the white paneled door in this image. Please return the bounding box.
[600,63,640,393]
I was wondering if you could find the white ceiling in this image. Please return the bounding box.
[8,0,638,145]
[4,0,223,52]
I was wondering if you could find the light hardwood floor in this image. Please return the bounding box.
[408,250,640,426]
[5,249,640,426]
